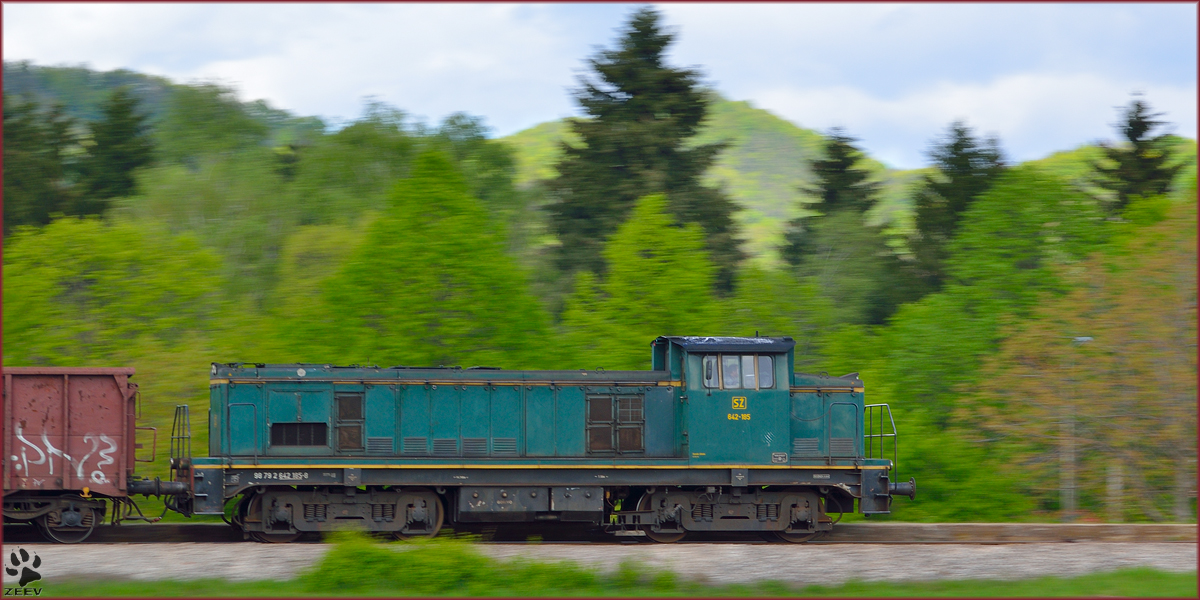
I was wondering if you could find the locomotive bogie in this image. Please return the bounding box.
[233,486,443,537]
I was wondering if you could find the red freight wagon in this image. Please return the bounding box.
[2,367,185,542]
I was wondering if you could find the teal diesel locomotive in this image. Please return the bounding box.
[178,335,913,542]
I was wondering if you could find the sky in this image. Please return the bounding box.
[4,3,1196,169]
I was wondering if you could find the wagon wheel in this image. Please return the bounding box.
[392,489,444,540]
[243,493,302,544]
[37,504,99,544]
[637,494,686,543]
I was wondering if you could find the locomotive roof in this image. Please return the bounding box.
[211,363,670,383]
[655,336,795,353]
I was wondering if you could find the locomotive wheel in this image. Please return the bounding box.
[250,531,303,543]
[37,505,99,544]
[392,489,444,540]
[637,494,686,543]
[773,529,820,543]
[226,496,250,530]
[243,493,301,543]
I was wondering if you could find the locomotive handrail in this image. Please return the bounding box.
[864,403,898,470]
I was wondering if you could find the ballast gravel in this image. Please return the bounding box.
[5,542,1195,587]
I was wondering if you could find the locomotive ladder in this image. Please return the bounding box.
[170,404,192,477]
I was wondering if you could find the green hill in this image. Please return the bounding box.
[502,99,1196,266]
[4,60,176,123]
[502,96,926,264]
[9,61,1194,267]
[3,61,324,146]
[1025,136,1197,200]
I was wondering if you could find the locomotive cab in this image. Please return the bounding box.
[653,336,795,465]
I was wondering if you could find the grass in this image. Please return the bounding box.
[31,533,1198,598]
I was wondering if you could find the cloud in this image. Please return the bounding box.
[4,3,631,134]
[4,3,1195,166]
[754,73,1197,169]
[659,3,1197,93]
[656,3,1197,168]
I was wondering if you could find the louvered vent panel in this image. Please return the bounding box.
[829,437,857,457]
[793,438,820,456]
[402,437,429,456]
[366,437,393,455]
[462,438,488,456]
[432,438,459,456]
[492,437,518,456]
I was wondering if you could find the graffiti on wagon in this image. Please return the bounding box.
[11,424,118,485]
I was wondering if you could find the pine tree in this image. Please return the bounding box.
[782,128,879,267]
[548,7,742,291]
[778,128,913,324]
[801,127,879,213]
[2,94,79,234]
[79,86,155,212]
[1093,96,1184,213]
[909,121,1006,291]
[800,211,914,325]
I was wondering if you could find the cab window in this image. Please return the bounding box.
[721,356,742,389]
[758,355,774,388]
[703,356,719,388]
[701,354,774,390]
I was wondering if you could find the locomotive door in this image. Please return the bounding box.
[687,353,790,465]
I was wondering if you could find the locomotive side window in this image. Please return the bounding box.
[701,354,775,390]
[271,422,328,446]
[336,393,365,451]
[587,395,644,454]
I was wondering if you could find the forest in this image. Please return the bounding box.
[3,8,1195,523]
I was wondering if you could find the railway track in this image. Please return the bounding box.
[4,521,1194,544]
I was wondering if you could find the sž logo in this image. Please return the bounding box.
[4,549,42,595]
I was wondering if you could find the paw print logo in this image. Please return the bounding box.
[5,548,41,588]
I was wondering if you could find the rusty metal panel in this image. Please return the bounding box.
[4,368,137,497]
